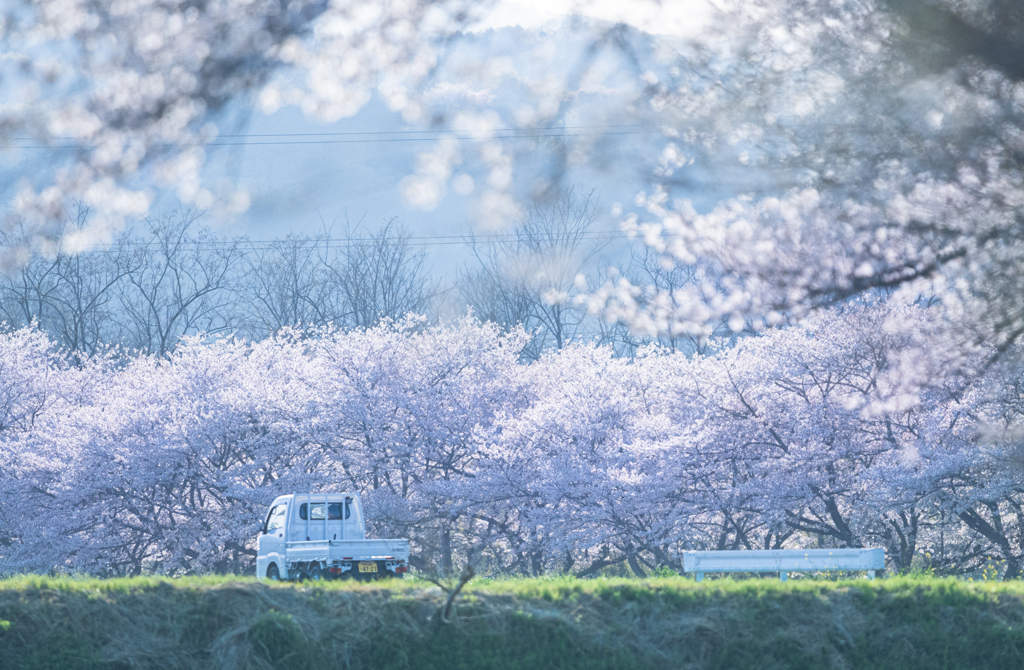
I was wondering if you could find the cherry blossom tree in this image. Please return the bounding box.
[300,316,529,575]
[1,0,479,250]
[582,0,1024,402]
[0,326,69,559]
[0,302,1020,578]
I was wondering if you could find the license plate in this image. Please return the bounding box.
[358,562,378,573]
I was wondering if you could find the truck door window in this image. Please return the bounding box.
[328,503,351,520]
[266,505,287,533]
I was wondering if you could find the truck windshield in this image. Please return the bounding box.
[266,504,287,533]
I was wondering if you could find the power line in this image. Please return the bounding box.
[0,231,635,253]
[4,127,665,149]
[215,124,656,138]
[7,123,658,142]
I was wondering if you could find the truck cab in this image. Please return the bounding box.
[256,493,409,581]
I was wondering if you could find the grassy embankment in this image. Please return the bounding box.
[0,574,1023,669]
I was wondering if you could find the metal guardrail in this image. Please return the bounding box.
[682,548,885,581]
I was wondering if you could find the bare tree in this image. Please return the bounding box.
[117,208,242,355]
[459,187,607,360]
[458,266,534,334]
[618,246,739,357]
[1,207,446,355]
[234,233,336,339]
[0,204,137,357]
[322,218,442,329]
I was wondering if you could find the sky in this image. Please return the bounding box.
[196,91,640,279]
[178,0,718,275]
[474,0,715,37]
[0,0,717,277]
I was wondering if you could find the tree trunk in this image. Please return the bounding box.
[440,523,454,578]
[627,554,648,578]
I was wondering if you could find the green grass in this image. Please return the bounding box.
[0,575,1022,669]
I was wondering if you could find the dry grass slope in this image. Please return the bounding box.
[0,575,1022,669]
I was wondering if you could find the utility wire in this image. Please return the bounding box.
[215,124,656,138]
[4,127,666,149]
[0,231,635,253]
[7,123,658,141]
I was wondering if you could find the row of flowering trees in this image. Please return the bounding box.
[1,303,1022,578]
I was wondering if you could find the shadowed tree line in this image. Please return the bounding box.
[0,188,727,360]
[0,205,443,357]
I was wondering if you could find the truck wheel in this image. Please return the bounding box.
[308,566,324,582]
[267,564,280,581]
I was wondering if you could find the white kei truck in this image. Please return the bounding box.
[256,493,410,581]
